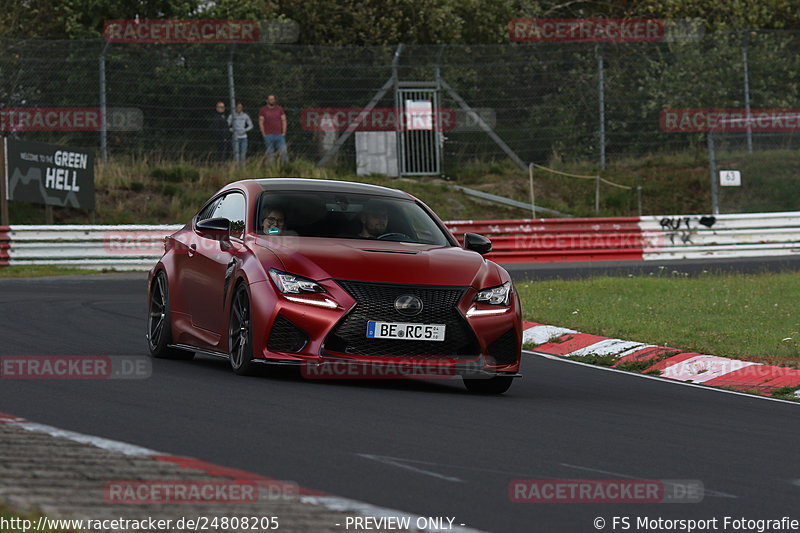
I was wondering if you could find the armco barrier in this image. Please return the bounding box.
[639,211,800,261]
[448,217,646,263]
[6,225,181,270]
[1,212,799,270]
[0,226,10,267]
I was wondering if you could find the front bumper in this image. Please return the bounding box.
[250,279,522,375]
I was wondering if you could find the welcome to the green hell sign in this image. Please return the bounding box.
[5,139,95,210]
[42,150,90,192]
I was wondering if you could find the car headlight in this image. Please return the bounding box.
[269,269,326,294]
[475,282,511,306]
[269,269,338,309]
[467,282,512,317]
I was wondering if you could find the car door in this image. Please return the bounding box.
[185,191,247,336]
[170,197,219,319]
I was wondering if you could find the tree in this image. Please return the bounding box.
[616,0,800,31]
[0,0,201,39]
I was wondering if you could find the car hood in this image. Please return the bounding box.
[254,236,495,287]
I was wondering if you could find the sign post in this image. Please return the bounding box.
[720,170,741,187]
[0,137,8,226]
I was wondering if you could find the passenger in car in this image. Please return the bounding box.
[262,208,286,234]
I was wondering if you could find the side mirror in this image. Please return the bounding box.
[464,233,492,255]
[196,217,231,242]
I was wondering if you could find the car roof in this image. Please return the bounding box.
[251,178,411,199]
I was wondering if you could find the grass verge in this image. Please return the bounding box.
[8,148,800,225]
[0,266,103,278]
[8,157,522,225]
[518,271,800,364]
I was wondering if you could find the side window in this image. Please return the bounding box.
[212,192,247,240]
[197,198,220,222]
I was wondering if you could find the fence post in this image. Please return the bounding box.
[741,32,753,154]
[99,41,109,164]
[595,174,600,214]
[597,42,606,170]
[227,44,237,120]
[528,163,536,218]
[707,132,720,214]
[637,186,642,216]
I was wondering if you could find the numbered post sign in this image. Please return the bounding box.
[719,170,741,187]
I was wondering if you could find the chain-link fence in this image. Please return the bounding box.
[2,33,800,192]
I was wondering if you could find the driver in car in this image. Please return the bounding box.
[358,201,389,238]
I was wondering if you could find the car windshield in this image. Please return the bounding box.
[257,190,452,246]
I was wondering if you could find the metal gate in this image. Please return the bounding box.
[395,84,442,176]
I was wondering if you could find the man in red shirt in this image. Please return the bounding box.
[258,94,288,164]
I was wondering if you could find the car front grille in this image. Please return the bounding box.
[325,280,480,358]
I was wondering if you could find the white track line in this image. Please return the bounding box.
[357,453,465,483]
[5,419,159,455]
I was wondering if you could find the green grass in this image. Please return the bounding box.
[771,386,800,402]
[518,271,800,363]
[7,147,800,224]
[0,266,103,278]
[7,156,521,225]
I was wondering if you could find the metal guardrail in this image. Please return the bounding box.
[2,213,799,270]
[450,212,800,263]
[639,212,800,261]
[450,185,571,218]
[0,226,10,266]
[6,225,181,270]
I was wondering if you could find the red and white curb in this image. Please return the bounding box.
[0,412,484,533]
[522,321,800,398]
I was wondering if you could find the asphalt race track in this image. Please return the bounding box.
[1,271,799,532]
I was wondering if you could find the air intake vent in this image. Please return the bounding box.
[487,328,518,365]
[268,315,309,353]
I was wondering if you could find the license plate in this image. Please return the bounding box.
[366,321,446,342]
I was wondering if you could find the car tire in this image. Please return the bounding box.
[229,283,258,376]
[148,271,194,360]
[463,375,514,395]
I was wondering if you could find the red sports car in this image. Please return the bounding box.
[147,178,521,394]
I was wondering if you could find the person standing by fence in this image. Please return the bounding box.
[228,102,254,164]
[211,101,231,162]
[259,94,288,164]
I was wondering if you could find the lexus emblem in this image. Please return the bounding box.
[394,295,423,317]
